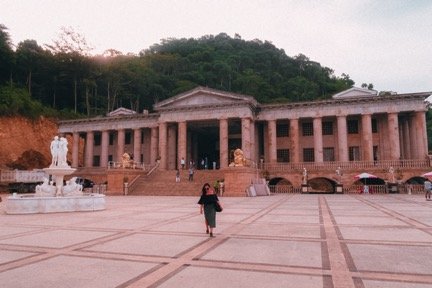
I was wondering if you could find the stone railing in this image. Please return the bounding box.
[261,159,430,173]
[0,169,47,183]
[269,184,425,194]
[107,161,153,171]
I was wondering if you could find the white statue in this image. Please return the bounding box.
[35,177,56,197]
[50,136,60,167]
[62,177,83,196]
[58,137,69,167]
[389,166,395,183]
[302,168,308,185]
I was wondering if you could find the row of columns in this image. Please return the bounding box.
[265,112,427,163]
[71,111,428,168]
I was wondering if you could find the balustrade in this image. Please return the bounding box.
[107,161,154,171]
[262,159,430,173]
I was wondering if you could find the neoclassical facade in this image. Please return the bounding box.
[58,87,430,172]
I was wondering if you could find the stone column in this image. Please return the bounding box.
[167,125,177,170]
[290,118,300,163]
[313,117,323,163]
[100,130,109,168]
[178,121,187,169]
[402,119,411,159]
[241,118,251,161]
[219,118,229,169]
[158,122,168,170]
[409,115,419,159]
[72,132,80,168]
[268,119,277,163]
[415,111,428,159]
[387,112,400,160]
[337,115,348,162]
[133,128,142,164]
[150,127,159,165]
[142,129,151,164]
[250,120,256,164]
[361,114,373,161]
[116,129,125,162]
[85,131,94,167]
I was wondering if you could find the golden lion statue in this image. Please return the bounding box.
[229,148,246,167]
[122,153,132,168]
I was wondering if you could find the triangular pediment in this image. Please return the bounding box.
[154,87,258,110]
[332,87,378,99]
[107,107,137,116]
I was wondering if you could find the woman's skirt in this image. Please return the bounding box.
[204,204,216,227]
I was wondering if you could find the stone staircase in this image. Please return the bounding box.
[128,169,225,196]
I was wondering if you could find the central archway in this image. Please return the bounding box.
[307,177,338,193]
[268,177,294,193]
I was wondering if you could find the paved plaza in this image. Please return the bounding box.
[1,193,432,287]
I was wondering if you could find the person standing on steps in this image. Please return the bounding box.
[188,166,194,181]
[198,183,222,237]
[175,169,180,183]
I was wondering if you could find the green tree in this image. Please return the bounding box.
[15,40,44,97]
[0,24,14,85]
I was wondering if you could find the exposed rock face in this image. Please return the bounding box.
[0,117,58,169]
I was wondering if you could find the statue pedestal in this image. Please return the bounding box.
[388,183,398,194]
[335,184,344,194]
[223,167,258,197]
[301,184,309,193]
[44,167,76,196]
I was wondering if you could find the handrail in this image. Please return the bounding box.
[146,161,160,176]
[126,161,160,194]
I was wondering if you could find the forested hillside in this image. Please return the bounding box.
[1,24,431,155]
[0,25,354,119]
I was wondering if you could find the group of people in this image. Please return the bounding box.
[180,157,218,171]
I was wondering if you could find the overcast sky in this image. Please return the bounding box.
[1,0,431,93]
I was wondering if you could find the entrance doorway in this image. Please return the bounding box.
[188,121,219,169]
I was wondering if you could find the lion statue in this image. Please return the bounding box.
[62,177,83,196]
[35,177,56,197]
[229,148,246,167]
[122,153,132,168]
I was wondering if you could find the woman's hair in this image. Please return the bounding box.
[201,183,211,195]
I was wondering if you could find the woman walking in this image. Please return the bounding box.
[198,183,222,237]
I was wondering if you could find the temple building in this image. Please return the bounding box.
[58,86,431,195]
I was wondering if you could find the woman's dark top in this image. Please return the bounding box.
[197,194,219,206]
[198,194,219,228]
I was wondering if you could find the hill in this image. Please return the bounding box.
[0,117,57,169]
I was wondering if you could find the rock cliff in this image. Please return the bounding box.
[0,117,58,169]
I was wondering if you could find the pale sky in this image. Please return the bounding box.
[1,0,431,93]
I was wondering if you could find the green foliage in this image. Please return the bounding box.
[1,29,356,118]
[0,85,58,118]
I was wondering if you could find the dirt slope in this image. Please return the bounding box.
[0,117,58,169]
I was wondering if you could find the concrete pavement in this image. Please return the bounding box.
[1,193,432,287]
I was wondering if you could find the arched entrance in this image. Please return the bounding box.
[268,177,294,193]
[307,177,338,193]
[350,177,386,194]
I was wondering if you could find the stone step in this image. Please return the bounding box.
[129,169,224,196]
